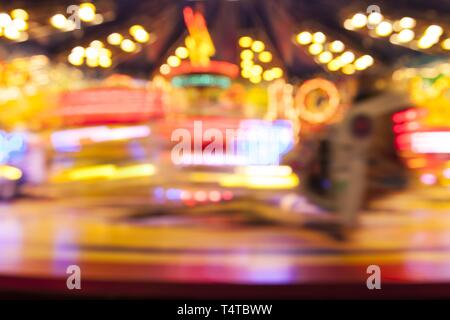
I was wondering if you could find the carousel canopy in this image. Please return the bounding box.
[0,0,448,79]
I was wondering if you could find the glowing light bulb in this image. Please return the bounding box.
[175,46,189,59]
[134,28,149,43]
[129,25,144,36]
[375,21,393,37]
[368,12,383,26]
[351,13,367,28]
[12,18,28,31]
[90,40,103,48]
[250,65,263,76]
[397,29,415,43]
[263,70,274,81]
[327,59,341,71]
[71,46,85,57]
[79,2,96,22]
[50,14,67,29]
[86,58,99,68]
[11,9,28,21]
[442,38,450,50]
[85,47,99,60]
[107,33,123,45]
[318,51,333,63]
[249,75,262,84]
[329,40,344,53]
[258,51,272,63]
[308,43,323,55]
[99,55,112,68]
[418,37,434,49]
[240,49,254,60]
[68,53,83,66]
[99,48,112,58]
[4,25,20,40]
[344,19,355,30]
[296,31,312,45]
[425,25,443,37]
[313,32,326,43]
[239,36,252,48]
[251,40,265,53]
[160,64,170,75]
[0,13,12,27]
[399,17,415,29]
[340,51,355,64]
[271,67,283,78]
[342,64,355,75]
[241,69,251,79]
[167,55,181,67]
[120,39,136,52]
[354,55,373,70]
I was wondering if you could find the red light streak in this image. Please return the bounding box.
[58,88,164,126]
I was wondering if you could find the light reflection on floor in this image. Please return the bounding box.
[0,187,450,297]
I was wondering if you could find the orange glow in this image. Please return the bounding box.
[183,6,215,66]
[58,88,165,126]
[166,60,239,78]
[295,78,340,124]
[407,158,427,169]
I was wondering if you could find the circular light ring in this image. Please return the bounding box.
[294,78,340,124]
[166,60,239,79]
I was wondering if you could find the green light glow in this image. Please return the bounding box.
[171,74,231,88]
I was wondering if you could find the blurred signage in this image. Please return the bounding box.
[168,61,239,78]
[51,125,151,151]
[0,131,25,163]
[169,119,294,166]
[393,108,450,186]
[58,88,164,125]
[172,74,231,88]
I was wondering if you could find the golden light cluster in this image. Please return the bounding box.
[344,12,449,52]
[68,40,112,68]
[107,25,151,53]
[51,2,103,31]
[129,25,151,43]
[295,30,374,75]
[238,36,283,83]
[78,2,97,22]
[0,9,29,41]
[159,44,190,75]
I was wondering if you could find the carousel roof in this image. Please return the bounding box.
[1,0,449,78]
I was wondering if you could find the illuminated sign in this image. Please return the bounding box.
[393,108,450,155]
[295,78,340,124]
[170,119,294,166]
[410,131,450,154]
[51,163,156,183]
[51,125,151,151]
[171,74,231,88]
[0,131,25,163]
[393,108,450,186]
[168,61,239,79]
[58,88,164,125]
[266,78,342,138]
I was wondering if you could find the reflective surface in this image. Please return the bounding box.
[1,184,450,298]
